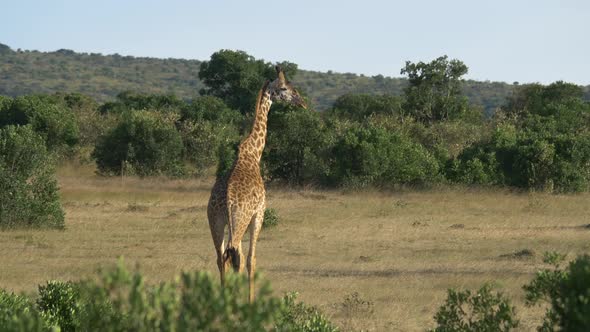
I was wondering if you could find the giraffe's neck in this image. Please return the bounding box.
[240,89,272,164]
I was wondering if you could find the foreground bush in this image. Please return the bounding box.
[430,284,519,332]
[524,252,590,331]
[93,111,184,176]
[0,125,64,228]
[0,289,45,332]
[0,260,338,331]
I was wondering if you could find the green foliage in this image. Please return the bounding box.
[77,259,281,331]
[430,284,519,332]
[199,50,298,114]
[401,56,470,123]
[275,292,339,332]
[179,119,240,176]
[215,141,239,178]
[329,93,403,121]
[178,96,242,175]
[0,95,79,151]
[93,111,185,177]
[99,91,185,114]
[0,259,338,331]
[523,253,590,331]
[37,281,80,332]
[0,125,64,228]
[327,123,440,188]
[180,95,243,124]
[449,90,590,192]
[503,81,584,119]
[0,289,45,332]
[0,44,532,112]
[553,255,590,331]
[263,208,280,228]
[265,108,332,185]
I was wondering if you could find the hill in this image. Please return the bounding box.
[1,43,588,111]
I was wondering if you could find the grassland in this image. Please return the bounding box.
[1,165,589,331]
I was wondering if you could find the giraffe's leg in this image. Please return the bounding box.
[247,209,264,303]
[208,213,226,287]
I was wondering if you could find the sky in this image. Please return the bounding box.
[1,0,589,85]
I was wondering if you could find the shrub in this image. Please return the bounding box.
[524,252,590,331]
[99,91,185,114]
[0,95,79,151]
[180,95,243,125]
[0,260,340,331]
[73,260,284,331]
[93,111,185,177]
[430,284,519,332]
[0,289,45,332]
[263,208,280,228]
[179,118,240,176]
[37,281,80,332]
[329,93,403,121]
[275,292,339,332]
[215,141,239,178]
[327,124,439,187]
[265,109,332,185]
[0,125,64,228]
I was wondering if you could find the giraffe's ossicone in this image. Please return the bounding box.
[207,66,307,303]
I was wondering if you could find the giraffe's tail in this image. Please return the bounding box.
[223,247,240,272]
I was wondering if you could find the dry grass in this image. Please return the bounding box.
[1,165,589,331]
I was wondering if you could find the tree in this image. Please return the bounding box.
[401,56,469,123]
[329,93,403,121]
[198,50,298,114]
[0,125,64,228]
[503,81,585,119]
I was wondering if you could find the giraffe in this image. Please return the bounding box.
[207,66,307,302]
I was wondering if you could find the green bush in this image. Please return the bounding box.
[180,95,243,125]
[37,281,80,332]
[215,141,239,178]
[524,252,590,331]
[329,93,403,121]
[179,118,240,176]
[430,284,519,332]
[0,289,45,332]
[327,124,439,187]
[99,91,185,114]
[0,125,64,228]
[265,109,332,185]
[0,260,339,331]
[93,111,185,177]
[0,95,79,151]
[275,292,339,332]
[448,118,590,192]
[263,208,280,228]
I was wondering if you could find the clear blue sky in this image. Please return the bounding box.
[2,0,589,85]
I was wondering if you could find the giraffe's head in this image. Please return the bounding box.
[269,65,307,109]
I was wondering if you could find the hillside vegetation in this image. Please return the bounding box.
[5,42,585,113]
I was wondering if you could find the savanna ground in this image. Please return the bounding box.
[1,164,589,331]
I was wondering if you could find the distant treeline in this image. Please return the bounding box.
[1,48,590,193]
[5,42,588,113]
